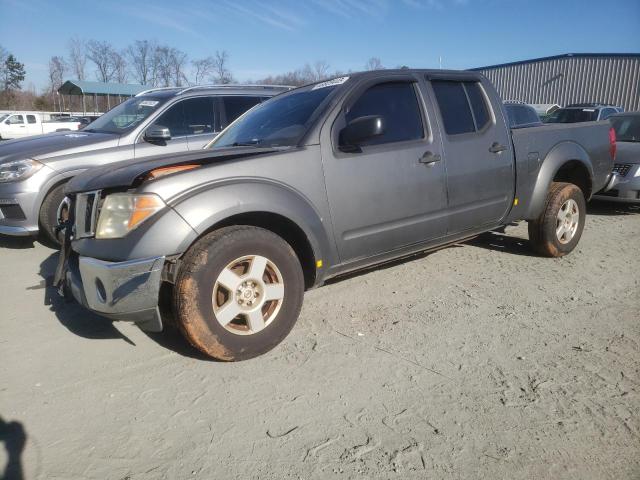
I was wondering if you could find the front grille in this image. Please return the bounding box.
[612,163,632,177]
[0,204,26,220]
[74,191,101,238]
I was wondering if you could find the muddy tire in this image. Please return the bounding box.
[38,182,69,247]
[528,182,586,257]
[173,226,305,361]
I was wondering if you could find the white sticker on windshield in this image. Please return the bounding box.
[312,76,349,90]
[64,133,88,138]
[583,109,595,112]
[139,100,159,107]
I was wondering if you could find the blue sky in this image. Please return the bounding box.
[2,0,639,90]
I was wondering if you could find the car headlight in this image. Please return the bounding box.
[95,193,165,239]
[0,159,44,183]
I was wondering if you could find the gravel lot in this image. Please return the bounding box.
[1,201,639,480]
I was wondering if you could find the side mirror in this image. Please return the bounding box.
[144,125,171,143]
[339,115,385,151]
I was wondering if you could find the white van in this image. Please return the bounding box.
[0,112,82,140]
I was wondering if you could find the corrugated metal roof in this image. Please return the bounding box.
[58,80,150,96]
[469,53,640,71]
[471,55,640,112]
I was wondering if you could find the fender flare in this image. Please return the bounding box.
[524,141,594,220]
[170,179,337,272]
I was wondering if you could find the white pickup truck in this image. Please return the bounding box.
[0,112,81,140]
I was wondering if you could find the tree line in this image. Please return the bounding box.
[1,38,389,111]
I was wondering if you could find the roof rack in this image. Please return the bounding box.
[135,86,180,97]
[175,84,293,95]
[503,99,526,104]
[566,102,620,108]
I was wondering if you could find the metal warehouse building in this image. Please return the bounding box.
[471,53,640,112]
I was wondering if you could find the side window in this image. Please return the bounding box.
[154,102,186,137]
[26,115,37,124]
[464,82,490,130]
[222,96,263,127]
[600,108,614,120]
[525,106,541,124]
[431,81,475,135]
[182,97,214,135]
[344,82,424,147]
[8,115,24,125]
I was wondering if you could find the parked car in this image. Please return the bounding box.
[530,103,560,121]
[0,85,290,244]
[544,103,624,123]
[503,101,543,128]
[592,111,640,203]
[56,69,616,361]
[0,112,82,140]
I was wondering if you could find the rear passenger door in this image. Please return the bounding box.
[429,78,514,233]
[322,78,448,262]
[219,96,264,130]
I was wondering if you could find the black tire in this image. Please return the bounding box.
[173,226,305,361]
[38,182,69,247]
[528,182,586,257]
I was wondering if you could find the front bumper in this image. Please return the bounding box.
[593,165,640,203]
[0,190,40,236]
[66,253,166,332]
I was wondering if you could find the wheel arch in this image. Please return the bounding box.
[524,142,594,220]
[171,181,336,289]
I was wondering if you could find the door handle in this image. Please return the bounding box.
[419,151,441,166]
[489,142,507,153]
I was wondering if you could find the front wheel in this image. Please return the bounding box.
[38,183,69,247]
[173,226,305,361]
[528,182,586,257]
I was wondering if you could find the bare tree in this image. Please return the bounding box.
[192,56,215,85]
[111,50,128,83]
[169,48,188,87]
[127,40,155,85]
[212,50,233,84]
[364,57,384,71]
[68,37,87,80]
[87,40,115,82]
[152,46,172,87]
[48,56,66,110]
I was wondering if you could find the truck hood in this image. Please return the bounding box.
[0,131,119,165]
[65,146,293,194]
[615,141,640,164]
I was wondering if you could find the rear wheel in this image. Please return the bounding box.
[528,182,586,257]
[173,226,305,361]
[38,183,69,247]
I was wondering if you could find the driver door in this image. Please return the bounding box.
[134,100,190,158]
[5,114,27,138]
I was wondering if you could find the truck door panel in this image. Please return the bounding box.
[322,79,448,262]
[429,79,513,233]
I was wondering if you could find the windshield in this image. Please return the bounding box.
[544,108,598,123]
[83,96,168,134]
[210,85,339,148]
[0,114,8,123]
[611,116,640,142]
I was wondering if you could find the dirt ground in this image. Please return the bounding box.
[1,201,639,480]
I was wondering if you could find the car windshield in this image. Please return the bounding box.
[611,116,640,142]
[210,84,340,148]
[0,114,8,122]
[83,96,168,134]
[544,108,598,123]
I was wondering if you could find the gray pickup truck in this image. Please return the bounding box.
[57,69,616,361]
[0,85,289,244]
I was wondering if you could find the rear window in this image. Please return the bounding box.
[222,96,263,127]
[465,83,490,130]
[431,81,475,135]
[26,115,36,124]
[545,108,599,123]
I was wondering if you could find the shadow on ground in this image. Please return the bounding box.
[0,416,26,480]
[587,200,640,216]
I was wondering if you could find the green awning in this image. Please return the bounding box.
[58,80,150,96]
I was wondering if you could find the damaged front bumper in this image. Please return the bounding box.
[64,253,166,332]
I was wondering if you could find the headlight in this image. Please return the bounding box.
[95,193,165,239]
[0,159,44,183]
